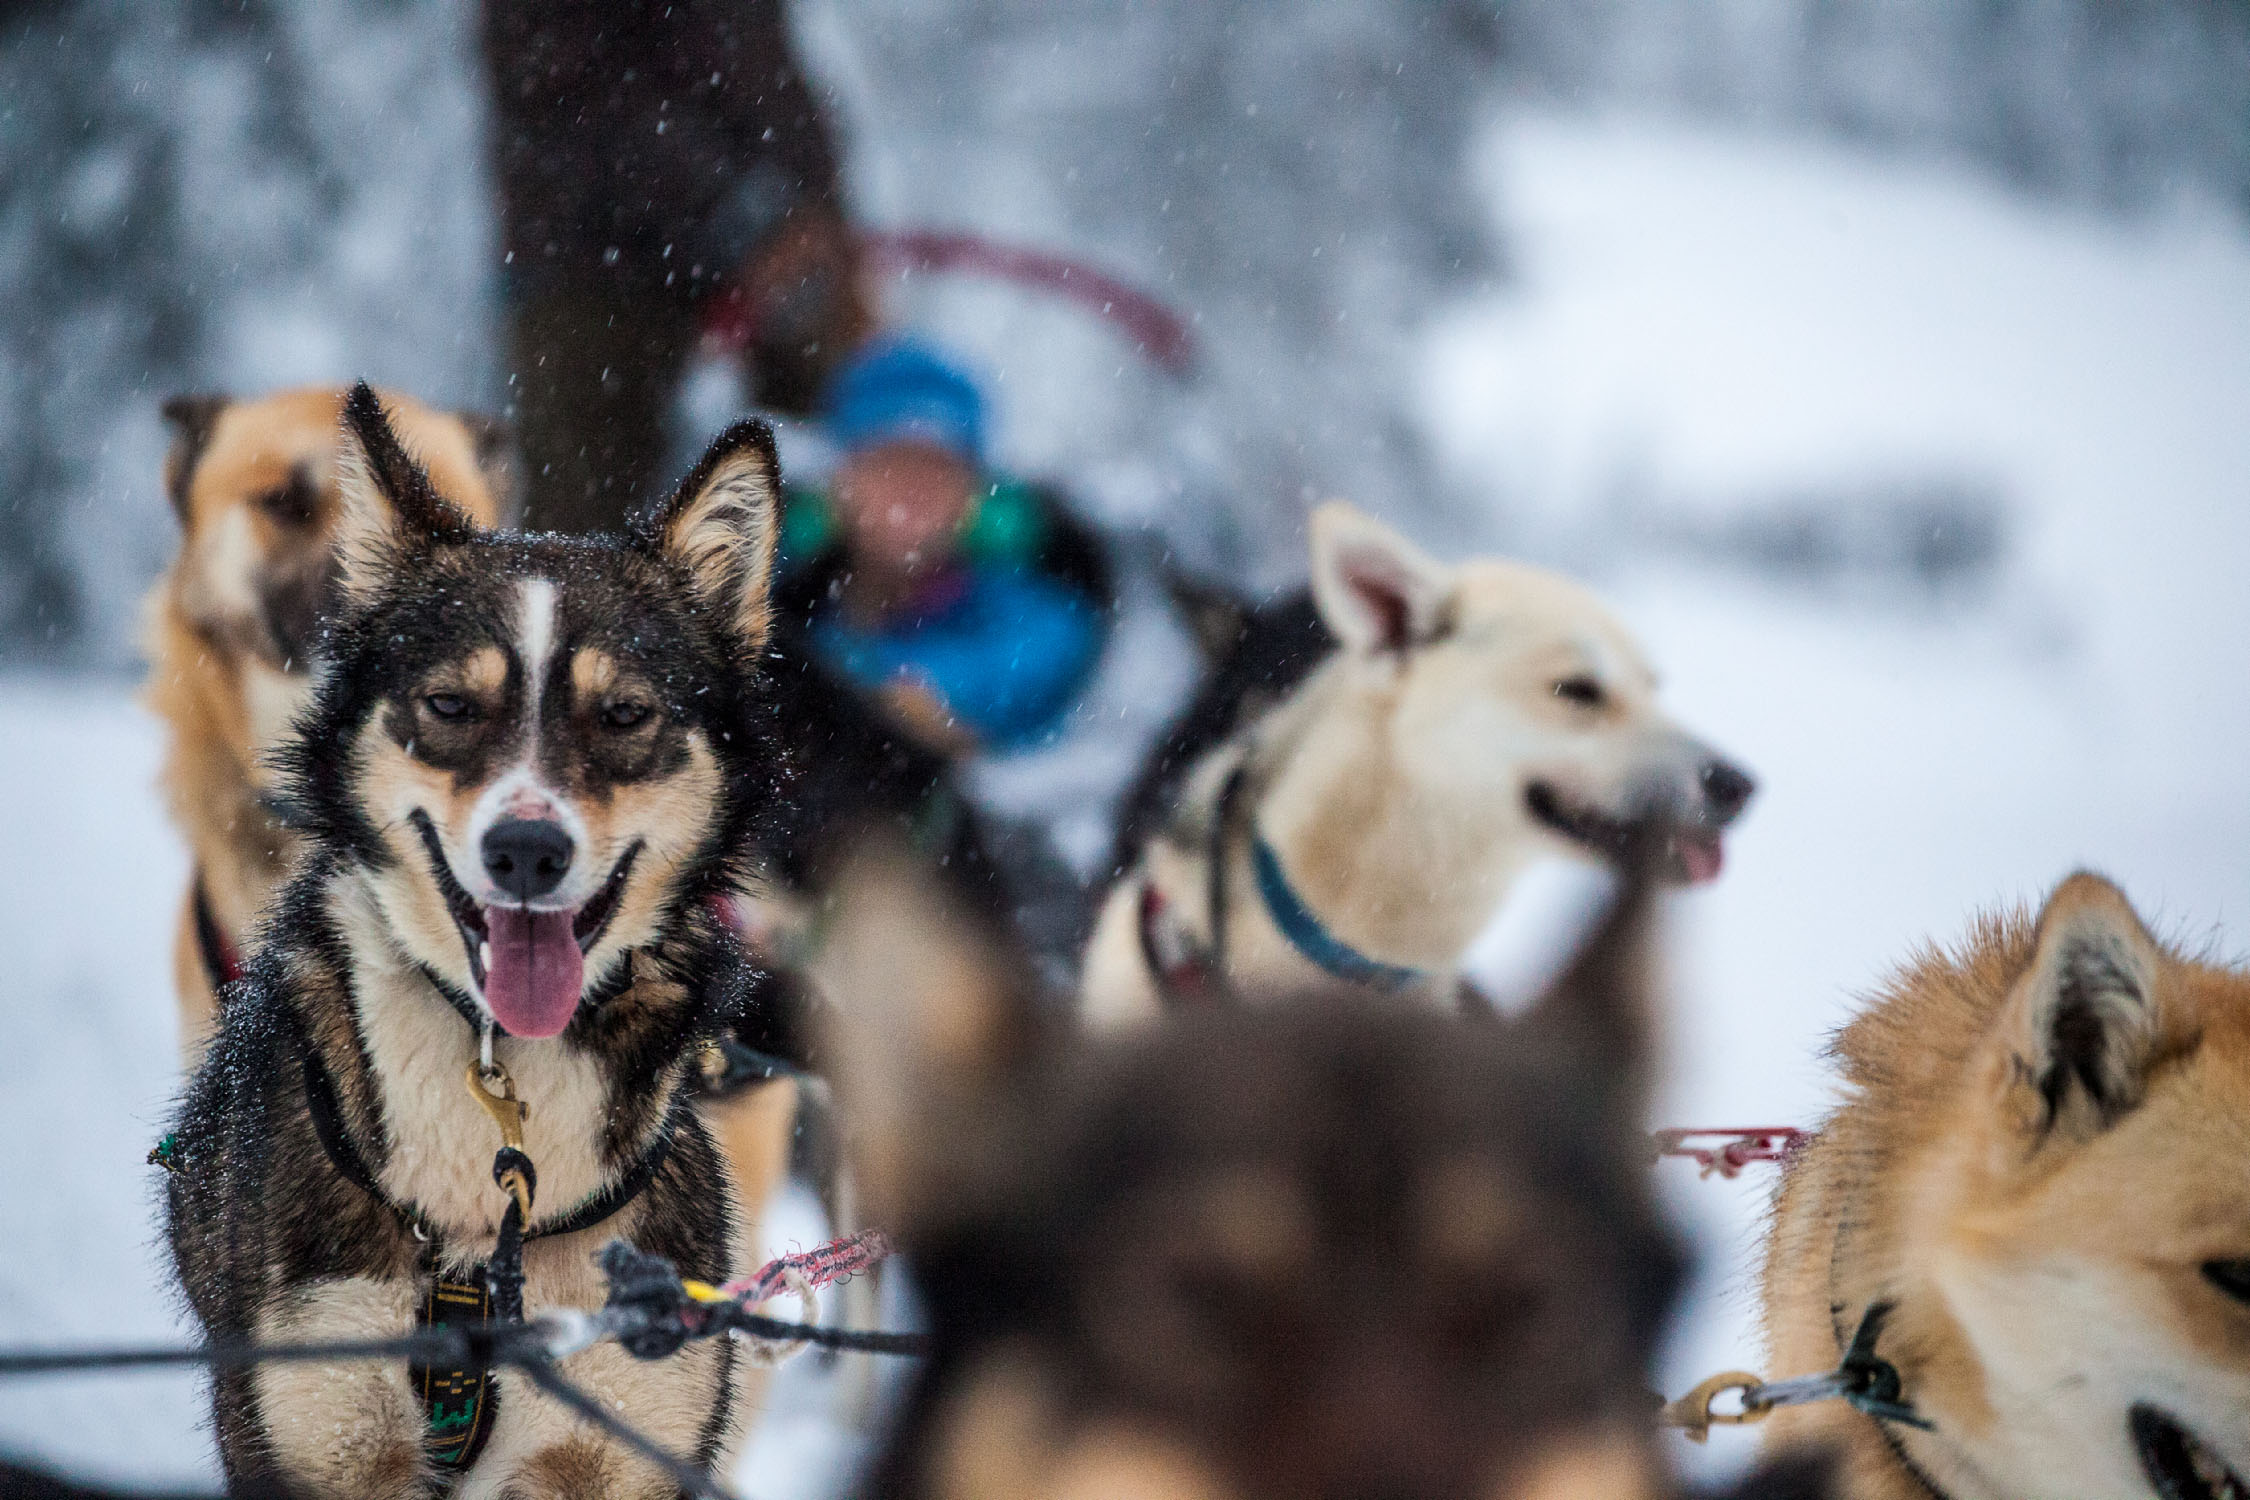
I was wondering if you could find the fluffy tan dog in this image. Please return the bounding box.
[143,386,510,1060]
[1761,872,2250,1500]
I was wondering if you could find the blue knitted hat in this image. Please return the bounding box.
[825,337,986,465]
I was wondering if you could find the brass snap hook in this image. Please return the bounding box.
[1659,1370,1772,1444]
[465,1060,528,1151]
[466,1061,535,1223]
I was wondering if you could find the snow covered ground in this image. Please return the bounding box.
[1429,111,2250,1478]
[3,109,2248,1490]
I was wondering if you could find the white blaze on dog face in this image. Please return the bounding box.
[517,576,558,725]
[352,571,729,1042]
[1905,874,2250,1500]
[442,578,596,905]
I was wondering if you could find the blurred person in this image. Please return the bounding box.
[776,336,1112,755]
[483,0,870,532]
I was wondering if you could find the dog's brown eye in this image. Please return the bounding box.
[423,693,471,722]
[601,700,653,730]
[1552,675,1606,708]
[2205,1260,2250,1304]
[253,475,319,527]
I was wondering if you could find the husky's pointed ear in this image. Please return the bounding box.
[160,392,230,524]
[636,421,780,656]
[1308,501,1453,654]
[334,381,480,605]
[1999,872,2181,1141]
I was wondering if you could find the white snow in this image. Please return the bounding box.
[0,677,201,1485]
[1421,111,2250,1476]
[3,108,2248,1490]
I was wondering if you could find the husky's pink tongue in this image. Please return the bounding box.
[483,906,583,1038]
[1678,834,1726,884]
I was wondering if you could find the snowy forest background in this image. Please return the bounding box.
[5,0,2247,660]
[5,0,2250,1489]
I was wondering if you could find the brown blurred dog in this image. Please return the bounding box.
[1762,872,2250,1500]
[143,386,511,1060]
[819,832,1788,1500]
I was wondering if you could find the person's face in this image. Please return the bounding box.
[832,438,977,573]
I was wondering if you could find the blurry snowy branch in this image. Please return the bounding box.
[0,0,495,663]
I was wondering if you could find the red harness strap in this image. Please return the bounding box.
[1138,880,1221,1005]
[864,231,1197,374]
[717,1228,895,1307]
[1650,1127,1807,1179]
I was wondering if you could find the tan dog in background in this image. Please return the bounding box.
[1761,872,2250,1500]
[143,386,510,1059]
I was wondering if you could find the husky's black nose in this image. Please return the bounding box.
[483,819,574,901]
[1700,759,1757,822]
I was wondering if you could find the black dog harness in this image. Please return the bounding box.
[1137,764,1247,1004]
[293,1021,684,1474]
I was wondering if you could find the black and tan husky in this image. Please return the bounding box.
[166,384,785,1497]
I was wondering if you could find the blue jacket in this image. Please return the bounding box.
[781,480,1110,750]
[811,565,1103,750]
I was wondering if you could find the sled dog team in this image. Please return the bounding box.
[140,383,2246,1500]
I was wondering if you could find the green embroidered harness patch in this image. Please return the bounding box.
[413,1274,498,1470]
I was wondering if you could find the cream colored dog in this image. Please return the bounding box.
[1761,872,2250,1500]
[1082,501,1754,1024]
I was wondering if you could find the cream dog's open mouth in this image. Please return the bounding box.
[2135,1404,2246,1500]
[1523,781,1725,884]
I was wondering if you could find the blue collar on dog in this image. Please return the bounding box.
[1249,832,1425,992]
